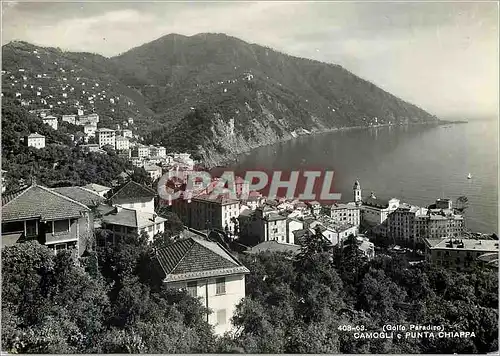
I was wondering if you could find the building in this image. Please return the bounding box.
[238,206,288,244]
[51,186,104,208]
[82,183,111,198]
[115,135,130,150]
[62,115,76,125]
[108,180,157,214]
[26,133,46,149]
[361,192,400,225]
[387,203,427,243]
[306,201,322,216]
[134,144,150,158]
[1,170,7,194]
[98,205,166,243]
[416,209,465,240]
[120,129,133,138]
[42,115,58,130]
[155,232,250,335]
[286,217,303,245]
[329,202,361,227]
[242,191,265,210]
[309,217,358,246]
[96,128,116,148]
[131,157,144,167]
[387,200,465,244]
[424,238,499,269]
[118,149,132,160]
[76,113,99,126]
[80,144,100,153]
[84,124,97,138]
[1,183,93,255]
[157,146,167,157]
[144,164,162,182]
[173,192,240,234]
[435,198,453,210]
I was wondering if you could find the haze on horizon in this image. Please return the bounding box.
[2,1,498,119]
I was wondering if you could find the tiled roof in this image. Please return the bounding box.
[265,212,287,221]
[27,133,45,138]
[192,193,239,205]
[83,183,111,193]
[101,207,166,228]
[110,180,156,201]
[155,236,249,282]
[52,186,104,207]
[2,187,26,206]
[2,185,90,222]
[245,241,301,255]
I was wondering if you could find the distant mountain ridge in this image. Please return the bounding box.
[2,33,438,166]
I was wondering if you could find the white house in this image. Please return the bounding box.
[155,230,250,335]
[62,115,76,125]
[42,116,58,131]
[120,129,133,138]
[84,124,97,138]
[286,218,303,245]
[96,128,116,148]
[26,133,46,149]
[98,205,166,243]
[144,164,162,182]
[115,135,130,150]
[109,180,156,214]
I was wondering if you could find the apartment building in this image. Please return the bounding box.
[424,238,499,269]
[96,128,116,148]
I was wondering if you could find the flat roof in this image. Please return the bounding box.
[425,238,499,252]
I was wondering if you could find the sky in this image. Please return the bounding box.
[2,1,498,119]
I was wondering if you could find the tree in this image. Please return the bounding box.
[455,196,469,213]
[1,242,109,353]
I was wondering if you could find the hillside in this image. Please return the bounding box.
[1,41,155,134]
[2,34,439,166]
[113,33,438,165]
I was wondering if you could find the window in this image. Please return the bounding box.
[187,281,197,297]
[54,220,70,234]
[216,277,226,295]
[217,309,226,325]
[55,243,67,253]
[25,220,37,237]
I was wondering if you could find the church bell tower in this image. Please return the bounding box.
[353,180,362,206]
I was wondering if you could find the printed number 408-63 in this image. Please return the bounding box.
[338,325,365,332]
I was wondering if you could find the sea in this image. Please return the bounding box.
[231,120,499,234]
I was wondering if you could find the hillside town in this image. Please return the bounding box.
[2,76,498,354]
[1,5,498,353]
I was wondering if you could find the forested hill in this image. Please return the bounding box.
[3,34,438,165]
[115,33,438,165]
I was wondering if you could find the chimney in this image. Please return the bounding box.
[370,192,376,199]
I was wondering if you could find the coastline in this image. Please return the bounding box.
[202,120,446,169]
